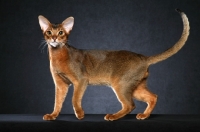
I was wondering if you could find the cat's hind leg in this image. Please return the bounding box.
[104,84,135,121]
[133,80,157,120]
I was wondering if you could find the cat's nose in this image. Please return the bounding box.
[52,36,57,41]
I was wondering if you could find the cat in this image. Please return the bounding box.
[38,9,189,121]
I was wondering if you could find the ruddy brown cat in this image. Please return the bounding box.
[38,9,189,121]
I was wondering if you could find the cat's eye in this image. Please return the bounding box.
[59,31,63,35]
[46,31,52,35]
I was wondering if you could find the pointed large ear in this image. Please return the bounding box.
[62,17,74,33]
[38,15,50,32]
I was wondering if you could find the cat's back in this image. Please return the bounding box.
[83,49,147,78]
[104,50,148,72]
[84,49,147,64]
[82,49,148,85]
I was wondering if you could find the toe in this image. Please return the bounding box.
[43,114,56,120]
[104,114,111,121]
[136,113,149,120]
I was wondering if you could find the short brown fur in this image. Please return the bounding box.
[38,9,189,121]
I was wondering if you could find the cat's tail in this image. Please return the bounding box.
[147,9,190,66]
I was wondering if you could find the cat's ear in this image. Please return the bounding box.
[62,17,74,33]
[38,15,50,32]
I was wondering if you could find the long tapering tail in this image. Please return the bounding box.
[147,9,190,65]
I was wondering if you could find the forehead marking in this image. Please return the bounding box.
[52,24,60,29]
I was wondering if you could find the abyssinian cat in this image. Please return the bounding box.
[38,9,189,121]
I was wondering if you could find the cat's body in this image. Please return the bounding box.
[38,9,189,121]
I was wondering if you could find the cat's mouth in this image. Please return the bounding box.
[49,42,59,48]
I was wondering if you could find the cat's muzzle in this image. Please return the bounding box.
[49,42,59,47]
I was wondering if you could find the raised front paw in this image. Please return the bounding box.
[43,114,56,120]
[75,109,85,120]
[104,114,118,121]
[136,113,150,120]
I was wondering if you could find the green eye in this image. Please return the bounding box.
[59,31,63,35]
[46,31,51,35]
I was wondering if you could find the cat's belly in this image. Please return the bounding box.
[88,77,111,86]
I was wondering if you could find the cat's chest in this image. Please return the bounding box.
[50,59,70,72]
[49,49,71,72]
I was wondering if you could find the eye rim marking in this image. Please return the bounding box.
[58,31,64,35]
[46,31,52,36]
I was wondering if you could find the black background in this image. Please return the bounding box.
[0,0,200,115]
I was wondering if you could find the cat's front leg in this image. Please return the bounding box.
[72,79,88,120]
[43,73,70,120]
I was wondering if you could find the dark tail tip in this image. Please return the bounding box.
[175,8,183,13]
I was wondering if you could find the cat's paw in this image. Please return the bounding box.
[75,110,85,120]
[104,114,117,121]
[136,113,150,120]
[43,114,56,120]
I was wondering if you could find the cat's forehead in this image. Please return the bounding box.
[49,23,63,31]
[52,24,60,28]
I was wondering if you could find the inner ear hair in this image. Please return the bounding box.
[38,15,51,32]
[62,17,74,33]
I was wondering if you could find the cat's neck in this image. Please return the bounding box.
[48,45,70,61]
[48,44,82,61]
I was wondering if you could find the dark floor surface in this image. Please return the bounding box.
[0,114,200,132]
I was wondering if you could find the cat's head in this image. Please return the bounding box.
[38,15,74,48]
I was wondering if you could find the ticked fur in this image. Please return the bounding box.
[38,9,189,121]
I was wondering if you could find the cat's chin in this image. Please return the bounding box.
[49,42,59,48]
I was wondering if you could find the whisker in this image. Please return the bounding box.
[66,40,71,45]
[41,44,47,53]
[47,46,49,55]
[38,39,46,48]
[39,39,48,54]
[38,43,44,49]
